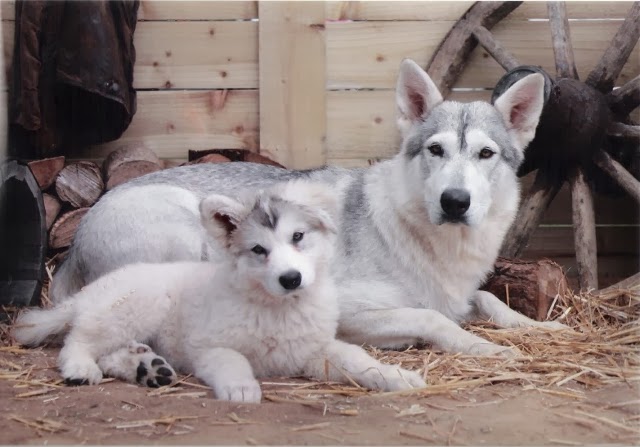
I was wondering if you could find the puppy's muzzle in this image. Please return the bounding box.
[279,270,302,291]
[440,188,470,222]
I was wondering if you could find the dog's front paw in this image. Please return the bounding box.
[61,359,103,386]
[380,367,427,391]
[135,353,178,388]
[214,379,262,403]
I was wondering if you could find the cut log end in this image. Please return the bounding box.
[49,208,90,250]
[27,156,65,190]
[55,161,104,208]
[482,257,568,321]
[103,144,162,190]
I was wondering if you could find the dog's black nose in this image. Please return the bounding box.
[440,188,471,219]
[279,270,302,290]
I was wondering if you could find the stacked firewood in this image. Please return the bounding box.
[27,145,283,252]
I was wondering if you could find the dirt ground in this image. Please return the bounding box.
[1,346,638,446]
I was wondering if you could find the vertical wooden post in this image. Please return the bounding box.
[258,2,327,169]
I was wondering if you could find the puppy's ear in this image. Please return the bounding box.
[199,194,249,243]
[271,181,339,234]
[493,73,545,152]
[396,58,443,138]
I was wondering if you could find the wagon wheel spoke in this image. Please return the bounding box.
[607,75,640,118]
[500,169,563,258]
[593,150,640,203]
[426,1,523,97]
[570,168,598,290]
[586,2,640,93]
[547,1,579,79]
[607,122,640,144]
[472,25,520,72]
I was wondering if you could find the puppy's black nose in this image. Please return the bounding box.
[279,270,302,290]
[440,188,471,219]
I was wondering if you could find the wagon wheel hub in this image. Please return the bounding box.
[494,67,611,179]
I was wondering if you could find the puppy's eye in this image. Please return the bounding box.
[292,232,304,243]
[251,245,267,256]
[428,143,444,157]
[479,148,495,159]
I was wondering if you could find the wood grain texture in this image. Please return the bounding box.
[133,21,257,89]
[49,208,89,250]
[27,156,65,191]
[85,90,259,159]
[593,150,640,204]
[570,168,599,290]
[472,25,520,72]
[586,1,640,92]
[547,1,579,79]
[327,20,638,90]
[4,1,634,22]
[258,1,327,169]
[55,162,104,208]
[501,170,562,258]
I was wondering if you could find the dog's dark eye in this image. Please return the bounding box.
[292,232,304,243]
[428,143,444,157]
[479,148,495,159]
[251,245,267,256]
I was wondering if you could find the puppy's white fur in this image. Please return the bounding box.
[13,181,426,402]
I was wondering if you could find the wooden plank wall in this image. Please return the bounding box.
[1,1,638,286]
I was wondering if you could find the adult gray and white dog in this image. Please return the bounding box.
[51,59,564,356]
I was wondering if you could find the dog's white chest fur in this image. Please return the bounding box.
[160,264,340,378]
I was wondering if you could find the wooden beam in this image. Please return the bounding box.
[608,75,640,118]
[471,25,520,72]
[570,168,598,291]
[258,2,327,169]
[500,169,563,258]
[547,1,579,79]
[593,149,640,204]
[586,2,640,92]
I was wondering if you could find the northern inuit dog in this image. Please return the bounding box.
[14,182,426,401]
[49,59,564,358]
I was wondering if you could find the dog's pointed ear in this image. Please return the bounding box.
[271,181,339,234]
[493,73,545,151]
[396,59,443,138]
[200,194,250,243]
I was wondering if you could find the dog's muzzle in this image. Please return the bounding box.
[440,188,470,223]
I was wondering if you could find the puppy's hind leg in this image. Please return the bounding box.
[97,342,178,388]
[304,339,426,392]
[191,348,261,403]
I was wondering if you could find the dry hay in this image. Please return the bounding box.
[1,257,638,401]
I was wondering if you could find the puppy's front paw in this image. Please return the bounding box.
[214,379,262,403]
[381,367,427,391]
[61,359,103,386]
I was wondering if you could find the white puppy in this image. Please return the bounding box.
[13,181,426,402]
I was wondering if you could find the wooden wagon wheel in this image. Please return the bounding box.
[426,1,640,292]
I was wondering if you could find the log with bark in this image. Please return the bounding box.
[27,156,65,190]
[481,257,568,321]
[103,144,163,190]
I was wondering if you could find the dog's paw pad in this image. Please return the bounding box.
[136,357,177,388]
